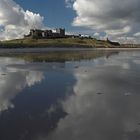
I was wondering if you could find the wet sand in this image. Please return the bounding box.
[0,47,140,54]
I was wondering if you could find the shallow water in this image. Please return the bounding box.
[0,51,140,140]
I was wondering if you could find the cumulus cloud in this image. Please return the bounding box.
[65,0,75,8]
[133,32,140,37]
[94,32,100,37]
[0,0,44,40]
[67,0,140,43]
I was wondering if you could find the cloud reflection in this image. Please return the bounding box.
[46,51,140,140]
[0,58,44,112]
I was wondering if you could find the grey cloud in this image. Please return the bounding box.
[67,0,140,43]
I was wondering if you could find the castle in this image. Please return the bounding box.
[24,28,66,39]
[24,28,93,39]
[24,28,120,46]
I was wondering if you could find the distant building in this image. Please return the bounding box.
[30,29,43,38]
[79,34,91,39]
[24,28,65,39]
[55,28,65,37]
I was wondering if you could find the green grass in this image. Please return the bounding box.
[0,38,116,48]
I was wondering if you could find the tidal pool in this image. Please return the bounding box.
[0,50,140,140]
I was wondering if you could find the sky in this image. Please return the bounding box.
[0,0,140,43]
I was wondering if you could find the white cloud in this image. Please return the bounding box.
[65,0,75,8]
[133,32,140,37]
[116,36,137,44]
[0,0,44,40]
[106,26,131,36]
[68,0,140,43]
[94,32,100,37]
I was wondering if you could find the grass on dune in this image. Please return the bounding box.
[0,38,113,48]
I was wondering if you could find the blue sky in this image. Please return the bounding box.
[13,0,95,35]
[14,0,77,31]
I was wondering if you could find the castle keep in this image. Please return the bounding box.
[25,28,65,39]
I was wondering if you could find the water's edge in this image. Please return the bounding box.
[0,47,140,54]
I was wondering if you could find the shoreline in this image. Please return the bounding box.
[0,47,140,54]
